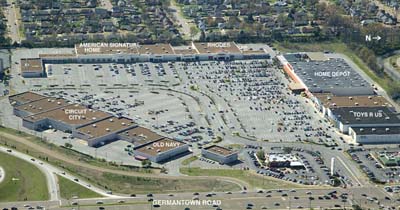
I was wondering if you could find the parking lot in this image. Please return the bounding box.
[4,49,354,172]
[174,60,340,146]
[241,145,335,187]
[349,147,400,184]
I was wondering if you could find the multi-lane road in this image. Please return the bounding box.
[0,143,397,210]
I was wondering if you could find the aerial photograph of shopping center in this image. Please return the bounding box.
[1,0,400,210]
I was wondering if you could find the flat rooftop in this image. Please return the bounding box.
[351,126,400,135]
[315,94,393,108]
[15,97,69,114]
[39,53,76,58]
[21,58,43,73]
[204,145,236,156]
[331,107,400,125]
[173,46,198,55]
[9,92,47,106]
[24,104,111,126]
[137,44,175,55]
[237,44,267,54]
[118,126,164,146]
[77,117,136,139]
[285,54,374,95]
[268,153,300,162]
[135,138,185,156]
[75,43,139,55]
[306,52,329,61]
[193,42,241,54]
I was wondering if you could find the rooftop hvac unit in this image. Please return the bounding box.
[92,124,96,127]
[355,103,359,106]
[57,102,61,105]
[386,128,390,132]
[92,117,96,120]
[122,122,126,126]
[106,128,110,132]
[372,128,376,132]
[360,128,364,132]
[109,118,114,122]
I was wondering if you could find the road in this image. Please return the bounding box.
[377,50,400,81]
[169,0,199,40]
[0,185,396,210]
[4,0,21,44]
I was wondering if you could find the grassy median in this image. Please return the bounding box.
[0,151,48,202]
[57,175,102,199]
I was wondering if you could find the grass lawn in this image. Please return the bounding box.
[100,172,240,194]
[274,41,393,92]
[180,167,307,189]
[57,175,101,199]
[181,156,198,166]
[0,151,48,202]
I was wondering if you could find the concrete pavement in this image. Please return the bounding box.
[0,166,4,184]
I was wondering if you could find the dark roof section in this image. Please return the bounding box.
[331,107,400,125]
[285,54,374,96]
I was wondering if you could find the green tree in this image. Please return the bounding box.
[190,26,198,40]
[256,150,265,162]
[141,159,152,168]
[64,143,73,149]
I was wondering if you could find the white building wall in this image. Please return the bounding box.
[22,71,43,78]
[201,149,238,164]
